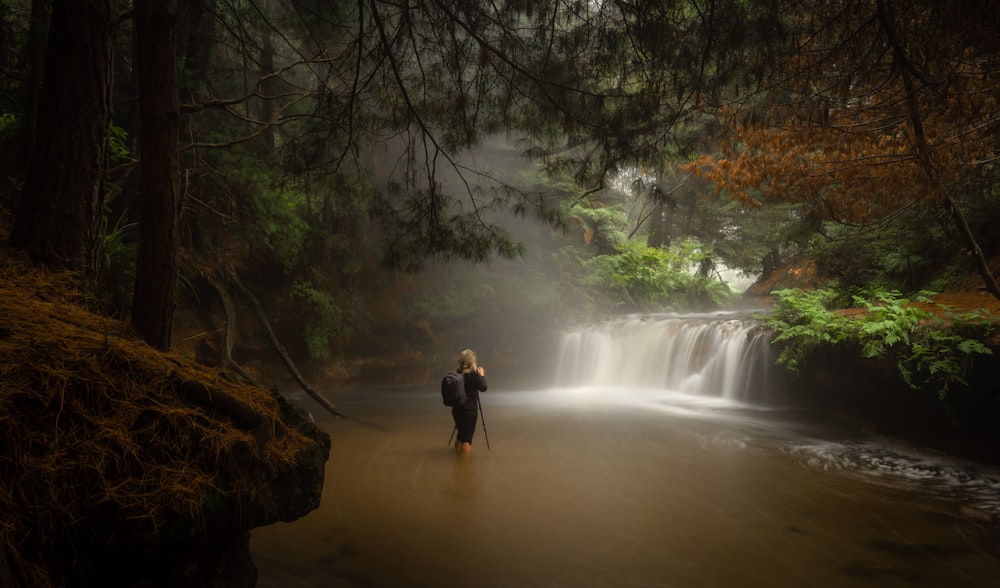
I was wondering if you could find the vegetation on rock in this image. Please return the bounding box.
[759,287,997,397]
[0,240,330,586]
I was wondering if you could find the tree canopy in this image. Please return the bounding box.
[0,0,997,365]
[684,0,1000,296]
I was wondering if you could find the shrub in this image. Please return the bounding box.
[759,287,993,397]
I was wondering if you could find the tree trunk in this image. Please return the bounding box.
[259,26,277,152]
[646,200,669,249]
[178,0,217,104]
[132,0,182,350]
[9,0,117,272]
[207,274,263,387]
[16,0,52,173]
[647,171,671,249]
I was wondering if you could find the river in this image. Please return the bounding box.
[251,314,1000,587]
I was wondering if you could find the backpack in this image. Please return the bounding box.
[441,371,467,407]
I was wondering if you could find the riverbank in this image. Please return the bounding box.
[0,244,331,587]
[741,257,1000,465]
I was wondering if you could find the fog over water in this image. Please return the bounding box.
[252,315,1000,587]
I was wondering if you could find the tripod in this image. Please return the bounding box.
[447,398,491,450]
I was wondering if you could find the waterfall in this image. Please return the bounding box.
[553,312,786,404]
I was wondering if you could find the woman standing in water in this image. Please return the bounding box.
[453,349,487,455]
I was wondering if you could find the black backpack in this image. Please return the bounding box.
[441,371,467,407]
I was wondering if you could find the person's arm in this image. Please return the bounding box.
[476,367,487,392]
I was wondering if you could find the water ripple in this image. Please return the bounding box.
[786,439,1000,517]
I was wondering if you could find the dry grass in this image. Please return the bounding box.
[0,245,327,586]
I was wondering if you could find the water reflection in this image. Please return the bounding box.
[252,386,1000,588]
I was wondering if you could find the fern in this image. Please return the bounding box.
[582,238,735,312]
[93,212,138,319]
[759,287,993,396]
[290,281,350,361]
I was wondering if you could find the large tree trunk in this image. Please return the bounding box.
[132,0,182,350]
[16,0,52,173]
[9,0,116,272]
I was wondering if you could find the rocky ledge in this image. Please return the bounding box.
[0,248,331,587]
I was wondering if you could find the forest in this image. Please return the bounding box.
[1,0,998,379]
[1,0,999,586]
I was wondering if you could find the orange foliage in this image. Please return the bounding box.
[681,1,1000,224]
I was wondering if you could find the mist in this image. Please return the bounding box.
[353,132,759,388]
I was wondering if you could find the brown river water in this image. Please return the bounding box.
[251,315,1000,587]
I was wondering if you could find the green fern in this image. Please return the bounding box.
[93,212,137,319]
[759,287,993,396]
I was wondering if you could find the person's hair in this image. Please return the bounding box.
[457,349,478,374]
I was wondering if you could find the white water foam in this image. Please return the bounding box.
[785,438,1000,516]
[553,312,785,404]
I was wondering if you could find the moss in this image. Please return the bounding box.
[0,245,331,587]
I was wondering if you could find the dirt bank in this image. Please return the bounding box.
[0,242,331,587]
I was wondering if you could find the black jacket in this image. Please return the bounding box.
[461,370,487,408]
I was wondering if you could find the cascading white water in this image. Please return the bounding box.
[554,312,786,403]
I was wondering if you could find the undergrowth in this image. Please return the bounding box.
[757,287,994,398]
